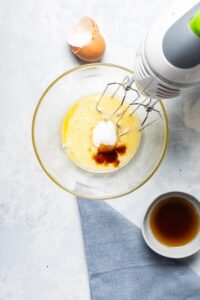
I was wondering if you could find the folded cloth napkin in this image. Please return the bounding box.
[77,197,200,300]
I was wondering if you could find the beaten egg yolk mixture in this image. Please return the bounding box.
[61,93,141,172]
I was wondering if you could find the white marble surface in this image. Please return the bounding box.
[1,0,200,299]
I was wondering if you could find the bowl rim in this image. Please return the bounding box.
[31,62,169,200]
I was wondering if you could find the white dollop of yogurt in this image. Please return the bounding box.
[92,121,117,148]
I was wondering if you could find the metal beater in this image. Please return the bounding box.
[96,75,161,137]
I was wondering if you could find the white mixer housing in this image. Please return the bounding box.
[134,0,200,99]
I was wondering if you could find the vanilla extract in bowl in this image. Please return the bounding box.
[150,196,200,247]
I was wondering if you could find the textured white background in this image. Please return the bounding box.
[1,0,200,299]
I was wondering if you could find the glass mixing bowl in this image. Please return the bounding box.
[32,63,168,199]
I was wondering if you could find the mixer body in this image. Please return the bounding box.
[134,0,200,100]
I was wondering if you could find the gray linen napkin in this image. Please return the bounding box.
[77,197,200,300]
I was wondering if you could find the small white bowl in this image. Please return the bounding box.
[142,192,200,259]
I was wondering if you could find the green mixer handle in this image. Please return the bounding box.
[190,10,200,38]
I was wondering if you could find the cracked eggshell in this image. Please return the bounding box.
[67,16,106,62]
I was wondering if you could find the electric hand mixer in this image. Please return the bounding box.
[97,0,200,133]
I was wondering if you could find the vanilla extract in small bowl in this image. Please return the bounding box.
[150,196,200,247]
[142,192,200,258]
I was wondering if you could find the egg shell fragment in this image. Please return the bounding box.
[67,16,106,62]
